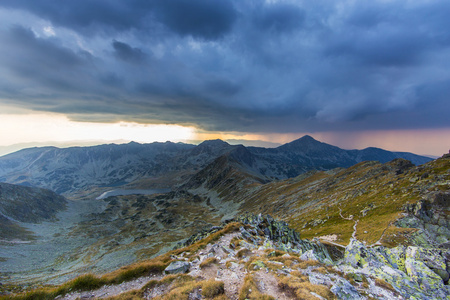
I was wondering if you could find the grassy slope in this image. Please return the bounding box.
[237,156,450,246]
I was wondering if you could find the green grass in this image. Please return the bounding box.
[236,157,450,246]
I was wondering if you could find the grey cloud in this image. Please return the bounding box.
[6,25,83,67]
[153,0,237,40]
[0,0,144,34]
[0,0,238,40]
[252,2,305,33]
[0,0,449,134]
[325,1,450,67]
[112,40,147,63]
[0,26,88,95]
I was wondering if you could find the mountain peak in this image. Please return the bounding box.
[198,139,229,147]
[278,135,322,149]
[296,135,317,143]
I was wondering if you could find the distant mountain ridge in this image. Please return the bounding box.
[0,136,432,195]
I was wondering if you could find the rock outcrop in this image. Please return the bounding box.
[178,214,450,299]
[396,192,450,247]
[341,238,450,299]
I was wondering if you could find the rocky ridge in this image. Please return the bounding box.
[16,214,450,300]
[395,191,450,248]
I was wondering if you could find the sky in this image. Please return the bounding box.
[0,0,449,156]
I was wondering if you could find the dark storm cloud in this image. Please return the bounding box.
[0,26,89,96]
[0,0,142,34]
[252,2,305,33]
[0,0,237,40]
[0,0,449,133]
[112,40,146,63]
[152,0,237,40]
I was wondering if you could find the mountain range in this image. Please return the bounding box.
[0,136,431,196]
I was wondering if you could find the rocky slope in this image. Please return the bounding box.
[5,215,449,299]
[0,136,431,195]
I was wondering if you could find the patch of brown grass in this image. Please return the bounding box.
[137,276,224,300]
[201,280,225,298]
[104,261,168,284]
[238,274,275,300]
[105,290,142,300]
[293,259,320,269]
[200,257,218,269]
[229,236,241,249]
[314,267,328,275]
[277,275,335,300]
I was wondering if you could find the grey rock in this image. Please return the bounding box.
[340,237,450,299]
[331,279,364,300]
[164,261,190,274]
[221,245,235,256]
[309,272,333,287]
[300,249,319,261]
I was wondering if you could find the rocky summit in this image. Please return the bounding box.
[0,139,448,299]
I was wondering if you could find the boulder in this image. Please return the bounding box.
[164,261,190,274]
[330,279,364,300]
[406,246,449,281]
[300,249,319,261]
[344,238,381,268]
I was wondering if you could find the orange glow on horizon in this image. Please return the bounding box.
[195,129,450,157]
[0,111,448,157]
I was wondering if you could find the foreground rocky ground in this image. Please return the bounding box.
[7,214,448,300]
